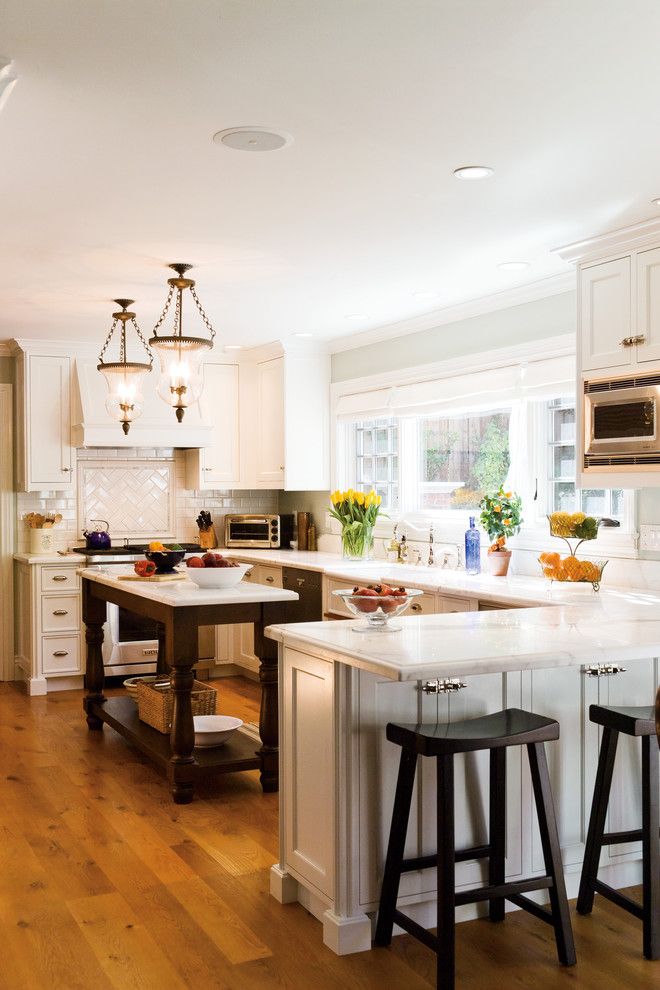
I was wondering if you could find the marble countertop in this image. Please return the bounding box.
[78,565,299,608]
[265,599,660,681]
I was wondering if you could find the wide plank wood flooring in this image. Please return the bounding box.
[0,676,657,989]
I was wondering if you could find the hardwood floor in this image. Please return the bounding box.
[0,677,656,989]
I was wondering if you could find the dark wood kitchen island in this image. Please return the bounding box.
[79,566,298,803]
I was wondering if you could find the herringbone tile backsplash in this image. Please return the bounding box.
[16,448,278,550]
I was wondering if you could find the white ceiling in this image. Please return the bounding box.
[1,0,660,351]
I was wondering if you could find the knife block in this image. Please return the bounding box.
[198,526,218,550]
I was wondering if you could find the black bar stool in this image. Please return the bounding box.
[577,704,659,960]
[375,708,576,990]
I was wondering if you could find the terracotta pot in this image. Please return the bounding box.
[485,549,511,577]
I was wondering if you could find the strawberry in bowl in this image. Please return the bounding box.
[334,585,423,631]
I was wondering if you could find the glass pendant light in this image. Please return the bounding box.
[97,299,153,434]
[148,263,216,422]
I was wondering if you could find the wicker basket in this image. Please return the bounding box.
[136,679,217,734]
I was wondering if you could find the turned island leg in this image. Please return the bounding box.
[254,604,280,793]
[82,580,107,730]
[168,619,198,804]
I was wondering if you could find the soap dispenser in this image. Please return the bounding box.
[465,516,481,575]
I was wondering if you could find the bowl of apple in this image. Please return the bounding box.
[185,553,250,589]
[333,584,424,632]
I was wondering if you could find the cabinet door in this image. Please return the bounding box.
[635,247,660,365]
[27,355,74,490]
[199,363,240,487]
[580,257,632,373]
[256,358,285,486]
[438,594,476,613]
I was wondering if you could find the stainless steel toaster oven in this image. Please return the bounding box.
[224,513,294,549]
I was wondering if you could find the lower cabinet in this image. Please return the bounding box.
[14,561,83,695]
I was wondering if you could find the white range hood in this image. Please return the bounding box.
[72,358,213,448]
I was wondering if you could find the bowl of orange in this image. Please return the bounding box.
[538,551,607,590]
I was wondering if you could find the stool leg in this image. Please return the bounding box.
[436,753,455,990]
[488,747,506,922]
[641,735,660,960]
[577,726,619,916]
[527,741,577,967]
[375,748,418,947]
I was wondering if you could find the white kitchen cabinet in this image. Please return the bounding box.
[184,363,240,489]
[14,560,83,695]
[580,246,660,376]
[232,563,283,673]
[438,593,477,613]
[256,357,285,486]
[580,257,632,374]
[15,350,75,492]
[254,351,331,491]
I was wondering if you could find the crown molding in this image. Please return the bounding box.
[327,272,574,354]
[554,216,660,264]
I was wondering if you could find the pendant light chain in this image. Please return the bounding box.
[130,317,154,368]
[190,286,217,341]
[150,284,175,338]
[98,317,120,364]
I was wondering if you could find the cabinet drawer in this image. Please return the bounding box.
[407,592,436,616]
[42,635,81,674]
[259,564,283,588]
[325,577,354,616]
[438,594,475,613]
[41,594,80,633]
[41,566,79,591]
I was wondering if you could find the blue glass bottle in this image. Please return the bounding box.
[465,516,481,575]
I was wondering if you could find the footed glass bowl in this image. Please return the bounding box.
[333,587,423,631]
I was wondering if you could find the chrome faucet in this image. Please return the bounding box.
[427,524,435,567]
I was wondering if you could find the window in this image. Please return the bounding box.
[417,409,510,511]
[547,398,624,521]
[354,418,399,511]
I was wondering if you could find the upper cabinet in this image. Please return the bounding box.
[185,362,241,490]
[15,348,75,492]
[255,351,331,491]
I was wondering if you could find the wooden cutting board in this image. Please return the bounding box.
[118,573,187,583]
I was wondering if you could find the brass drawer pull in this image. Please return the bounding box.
[53,609,69,616]
[411,602,423,612]
[52,650,69,657]
[266,575,274,583]
[52,575,68,582]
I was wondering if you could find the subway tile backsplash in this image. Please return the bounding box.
[16,448,278,551]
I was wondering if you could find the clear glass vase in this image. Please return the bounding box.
[341,524,374,560]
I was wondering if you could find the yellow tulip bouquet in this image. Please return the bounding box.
[329,488,382,560]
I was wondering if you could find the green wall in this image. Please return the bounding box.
[331,291,576,382]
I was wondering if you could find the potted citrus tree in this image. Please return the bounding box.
[479,486,522,576]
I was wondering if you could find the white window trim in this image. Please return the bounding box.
[331,334,640,558]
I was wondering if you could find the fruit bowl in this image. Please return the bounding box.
[538,552,608,591]
[333,585,423,631]
[144,550,185,574]
[186,563,250,589]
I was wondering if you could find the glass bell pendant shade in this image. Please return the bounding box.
[151,337,210,422]
[100,364,149,435]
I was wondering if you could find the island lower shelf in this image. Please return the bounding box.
[89,696,261,776]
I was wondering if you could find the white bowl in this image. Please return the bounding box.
[186,563,250,589]
[193,714,243,747]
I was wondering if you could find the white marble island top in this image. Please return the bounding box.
[266,597,660,681]
[78,566,298,607]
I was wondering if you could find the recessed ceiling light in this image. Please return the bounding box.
[412,290,439,300]
[293,332,313,338]
[224,344,242,350]
[212,126,293,152]
[652,198,660,207]
[345,313,368,320]
[453,165,494,180]
[497,261,531,271]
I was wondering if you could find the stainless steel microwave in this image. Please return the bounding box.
[224,513,294,549]
[584,373,660,467]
